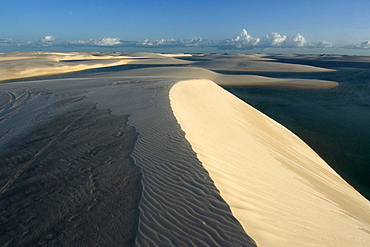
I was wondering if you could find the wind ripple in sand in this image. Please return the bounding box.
[1,76,257,246]
[0,101,140,246]
[91,79,256,246]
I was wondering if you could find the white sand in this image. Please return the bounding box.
[170,79,370,246]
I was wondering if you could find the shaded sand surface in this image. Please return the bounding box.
[84,76,256,246]
[0,89,141,245]
[170,79,370,247]
[0,77,256,246]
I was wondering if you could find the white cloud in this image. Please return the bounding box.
[0,38,32,47]
[69,39,94,45]
[67,37,122,46]
[343,40,370,49]
[359,41,370,49]
[219,29,261,49]
[288,33,307,47]
[1,30,369,52]
[94,37,121,46]
[0,38,20,46]
[311,40,333,48]
[40,35,56,43]
[67,37,208,47]
[261,32,287,46]
[219,29,310,49]
[135,37,207,47]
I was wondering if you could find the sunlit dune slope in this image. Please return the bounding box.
[170,79,370,247]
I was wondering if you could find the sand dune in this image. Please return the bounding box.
[1,52,369,246]
[103,66,338,88]
[0,52,193,81]
[189,53,335,72]
[170,79,370,246]
[0,76,256,246]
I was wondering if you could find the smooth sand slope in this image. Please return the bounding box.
[170,79,370,246]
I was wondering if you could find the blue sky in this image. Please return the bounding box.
[1,0,370,54]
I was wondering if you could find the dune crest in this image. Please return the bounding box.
[170,79,370,246]
[103,66,338,88]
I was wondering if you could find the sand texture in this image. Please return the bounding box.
[0,76,256,246]
[1,52,369,246]
[0,87,141,245]
[170,79,370,246]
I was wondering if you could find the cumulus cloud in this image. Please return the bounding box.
[219,29,309,49]
[0,38,21,46]
[310,40,333,48]
[219,29,261,49]
[360,41,370,49]
[1,30,369,52]
[135,37,207,47]
[342,40,370,49]
[68,38,94,45]
[261,32,287,46]
[287,33,307,47]
[40,35,56,43]
[94,37,121,46]
[67,37,122,47]
[66,37,208,48]
[0,38,32,47]
[36,35,57,47]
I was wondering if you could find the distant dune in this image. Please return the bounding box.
[0,52,369,246]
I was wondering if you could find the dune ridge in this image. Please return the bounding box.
[1,76,258,246]
[85,77,257,246]
[170,79,370,246]
[98,66,338,88]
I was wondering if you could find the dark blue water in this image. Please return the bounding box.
[223,59,370,200]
